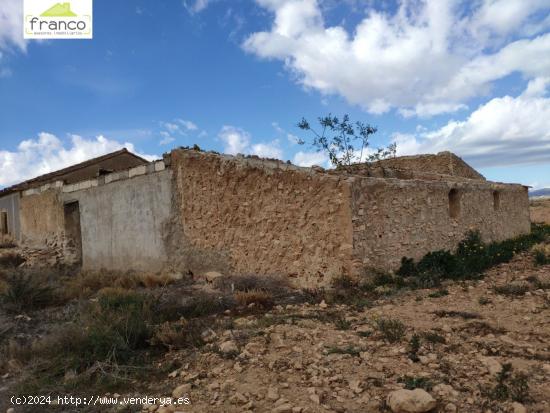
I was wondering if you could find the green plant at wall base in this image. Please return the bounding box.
[398,223,550,283]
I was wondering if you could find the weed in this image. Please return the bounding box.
[433,310,481,319]
[478,296,491,305]
[526,275,550,290]
[408,334,421,362]
[493,284,529,297]
[374,318,406,343]
[399,375,433,391]
[156,292,235,321]
[214,274,289,295]
[421,331,446,344]
[428,289,449,298]
[326,345,361,356]
[0,235,16,249]
[334,317,352,330]
[489,363,530,403]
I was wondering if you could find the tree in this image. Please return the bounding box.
[297,114,396,168]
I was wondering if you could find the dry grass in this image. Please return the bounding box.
[213,274,290,295]
[530,198,550,224]
[0,234,17,249]
[64,271,177,300]
[234,289,273,307]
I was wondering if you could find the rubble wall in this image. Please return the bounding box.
[170,150,354,287]
[350,177,531,272]
[63,167,172,272]
[19,190,64,248]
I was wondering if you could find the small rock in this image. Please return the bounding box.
[7,408,16,413]
[172,383,191,399]
[512,402,527,413]
[219,340,238,355]
[272,403,293,413]
[319,300,328,309]
[267,386,279,401]
[481,357,502,375]
[386,389,437,413]
[444,403,457,413]
[204,271,223,283]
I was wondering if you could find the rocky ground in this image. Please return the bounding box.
[137,253,549,413]
[0,227,549,413]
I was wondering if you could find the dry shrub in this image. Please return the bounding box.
[214,274,289,295]
[0,234,17,249]
[139,273,176,288]
[65,271,140,299]
[0,252,25,269]
[0,270,57,312]
[234,289,273,307]
[151,319,204,350]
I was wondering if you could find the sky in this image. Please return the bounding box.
[1,0,550,189]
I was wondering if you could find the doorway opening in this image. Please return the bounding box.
[64,201,82,264]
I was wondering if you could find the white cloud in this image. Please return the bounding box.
[183,0,213,14]
[243,0,550,117]
[159,131,175,145]
[218,125,284,159]
[0,133,156,188]
[0,0,25,52]
[292,150,328,167]
[393,78,550,167]
[218,126,251,154]
[162,122,181,133]
[251,141,283,159]
[177,119,198,131]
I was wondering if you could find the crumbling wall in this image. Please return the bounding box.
[170,150,354,287]
[370,152,485,180]
[19,190,64,248]
[350,178,531,272]
[63,167,172,272]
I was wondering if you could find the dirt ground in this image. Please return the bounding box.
[530,198,550,224]
[1,244,549,413]
[148,253,549,413]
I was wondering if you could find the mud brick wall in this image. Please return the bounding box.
[170,150,354,287]
[350,177,531,272]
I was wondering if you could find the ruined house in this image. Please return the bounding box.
[0,148,531,287]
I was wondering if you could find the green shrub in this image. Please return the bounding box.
[489,363,530,403]
[493,284,529,297]
[428,289,449,298]
[408,334,421,362]
[399,375,433,391]
[374,318,406,343]
[398,224,550,286]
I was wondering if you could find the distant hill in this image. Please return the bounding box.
[530,188,550,198]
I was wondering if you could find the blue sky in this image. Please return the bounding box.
[1,0,550,188]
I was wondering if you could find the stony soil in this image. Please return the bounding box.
[136,253,550,413]
[0,249,549,413]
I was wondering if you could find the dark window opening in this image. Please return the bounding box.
[448,189,461,219]
[0,211,8,235]
[493,191,500,211]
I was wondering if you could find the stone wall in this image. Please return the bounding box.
[370,152,485,180]
[19,190,64,248]
[350,177,531,272]
[170,150,354,287]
